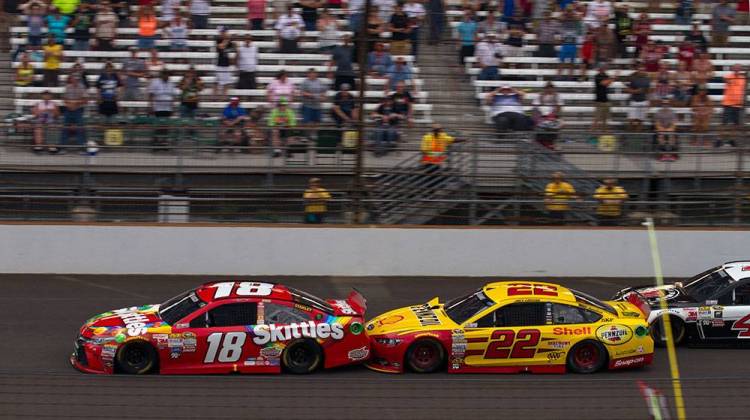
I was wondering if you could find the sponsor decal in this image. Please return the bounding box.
[153,334,169,349]
[113,308,151,336]
[546,351,565,361]
[685,309,698,322]
[553,326,591,336]
[333,300,356,315]
[615,348,637,356]
[377,315,405,326]
[547,340,570,349]
[596,324,634,345]
[251,321,344,345]
[100,344,117,360]
[613,356,646,368]
[182,332,197,352]
[451,329,467,357]
[711,319,725,327]
[410,304,441,327]
[347,346,369,361]
[415,332,440,339]
[293,303,312,312]
[259,346,282,358]
[244,356,279,367]
[698,307,712,320]
[714,311,723,319]
[622,311,642,318]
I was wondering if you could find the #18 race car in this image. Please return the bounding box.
[365,281,654,374]
[613,261,750,346]
[72,281,369,374]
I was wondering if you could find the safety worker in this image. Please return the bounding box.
[593,178,628,226]
[303,177,331,224]
[544,171,577,223]
[420,124,454,170]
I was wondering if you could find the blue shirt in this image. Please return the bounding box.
[46,15,71,42]
[457,21,477,47]
[385,64,412,90]
[223,105,247,121]
[97,73,121,101]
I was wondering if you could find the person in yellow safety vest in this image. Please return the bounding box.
[420,124,454,167]
[303,177,331,224]
[544,171,577,223]
[593,178,628,226]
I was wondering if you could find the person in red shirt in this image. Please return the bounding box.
[640,41,663,76]
[677,39,696,70]
[579,32,596,80]
[633,13,651,57]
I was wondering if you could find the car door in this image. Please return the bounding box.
[462,302,548,368]
[702,281,750,341]
[546,303,604,361]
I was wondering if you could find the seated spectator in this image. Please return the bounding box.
[31,90,60,153]
[558,8,582,79]
[243,107,267,149]
[267,97,298,157]
[318,8,340,52]
[96,61,123,123]
[94,2,118,51]
[712,0,735,46]
[390,81,413,126]
[276,4,305,53]
[122,48,147,102]
[385,56,415,92]
[366,5,386,52]
[502,9,527,57]
[215,28,235,96]
[46,7,70,45]
[675,0,693,25]
[266,70,295,105]
[686,22,708,52]
[584,0,612,30]
[535,11,560,58]
[220,97,248,150]
[475,32,503,81]
[533,82,564,130]
[59,74,88,152]
[146,48,165,79]
[486,85,532,132]
[613,4,632,58]
[330,83,359,127]
[389,1,411,55]
[165,14,190,52]
[16,53,35,87]
[626,64,651,131]
[70,10,92,51]
[368,42,394,77]
[370,96,402,156]
[692,52,714,88]
[178,66,204,119]
[640,41,664,77]
[456,10,478,65]
[632,12,651,57]
[654,100,678,161]
[329,34,356,90]
[300,0,324,32]
[247,0,266,30]
[650,64,675,105]
[677,39,696,70]
[673,61,693,107]
[137,5,159,51]
[189,0,211,29]
[691,87,713,146]
[236,34,258,90]
[300,69,326,129]
[43,37,63,87]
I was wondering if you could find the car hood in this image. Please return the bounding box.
[614,284,694,307]
[366,298,456,336]
[80,305,169,340]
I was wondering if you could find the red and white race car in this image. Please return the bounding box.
[72,281,369,374]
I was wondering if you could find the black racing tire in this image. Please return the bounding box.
[116,340,158,375]
[405,339,445,373]
[282,339,323,374]
[566,340,608,374]
[650,316,686,347]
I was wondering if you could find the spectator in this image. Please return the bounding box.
[370,96,402,155]
[691,87,713,146]
[544,171,577,223]
[502,9,526,57]
[633,12,650,57]
[428,0,446,45]
[420,123,454,168]
[215,28,235,96]
[720,64,746,147]
[120,48,146,104]
[579,31,596,80]
[275,4,305,53]
[300,68,326,129]
[536,11,560,58]
[675,0,694,25]
[404,0,425,56]
[318,8,340,52]
[266,70,295,105]
[673,61,693,107]
[189,0,210,29]
[303,177,331,224]
[593,178,628,226]
[113,0,132,26]
[300,0,324,32]
[331,83,358,127]
[479,8,506,35]
[626,64,651,131]
[15,52,34,87]
[712,0,735,46]
[640,41,664,77]
[677,39,696,70]
[70,60,91,88]
[51,0,79,15]
[593,64,613,132]
[137,5,159,51]
[58,73,88,153]
[178,66,204,119]
[456,10,477,65]
[220,96,248,149]
[247,0,266,30]
[25,2,45,50]
[70,10,92,51]
[391,80,414,125]
[533,82,563,129]
[650,64,674,104]
[46,7,70,45]
[584,0,612,30]
[43,37,62,87]
[146,48,165,79]
[94,2,118,51]
[236,34,258,90]
[613,4,632,58]
[739,0,750,25]
[31,90,60,153]
[96,61,122,123]
[385,56,415,92]
[165,13,189,52]
[389,1,411,55]
[486,85,532,132]
[160,0,182,24]
[267,97,298,157]
[594,24,615,65]
[366,5,386,52]
[686,22,708,52]
[692,51,714,88]
[148,70,176,146]
[475,32,502,81]
[374,0,395,22]
[368,42,394,77]
[654,100,678,161]
[329,34,356,91]
[558,8,582,79]
[348,0,366,32]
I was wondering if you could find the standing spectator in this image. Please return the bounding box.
[486,85,532,132]
[593,179,628,225]
[420,124,454,168]
[692,51,714,88]
[43,37,62,87]
[146,48,165,79]
[94,2,118,51]
[266,70,295,105]
[96,61,122,123]
[165,14,189,52]
[632,12,650,57]
[593,64,613,132]
[613,4,632,58]
[300,0,324,32]
[584,0,612,30]
[594,24,616,65]
[456,11,477,65]
[189,0,210,29]
[368,42,393,77]
[329,34,356,91]
[122,48,146,103]
[59,73,88,152]
[148,70,176,145]
[475,32,502,81]
[686,22,708,52]
[675,0,694,25]
[348,0,366,32]
[654,100,678,161]
[303,177,331,224]
[160,0,182,24]
[178,66,203,119]
[31,90,60,153]
[536,11,560,58]
[25,3,45,50]
[691,87,713,146]
[558,8,582,79]
[267,97,298,157]
[626,64,651,132]
[366,5,386,52]
[51,0,79,15]
[579,31,596,80]
[46,7,70,45]
[69,60,91,88]
[385,56,415,92]
[502,9,527,58]
[478,8,506,35]
[427,0,446,45]
[300,68,326,130]
[374,0,395,22]
[137,5,159,51]
[544,172,577,223]
[720,64,746,147]
[330,83,358,127]
[247,0,266,30]
[220,96,248,149]
[215,28,235,96]
[318,9,340,52]
[712,0,735,46]
[236,34,258,90]
[15,52,35,87]
[370,96,402,155]
[275,4,305,53]
[70,10,92,51]
[404,0,425,56]
[533,82,564,149]
[389,1,411,55]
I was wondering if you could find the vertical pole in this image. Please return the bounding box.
[353,0,372,224]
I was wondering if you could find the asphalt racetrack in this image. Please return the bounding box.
[1,274,749,419]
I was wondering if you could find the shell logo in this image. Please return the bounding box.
[596,324,633,345]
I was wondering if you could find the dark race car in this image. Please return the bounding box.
[613,261,750,346]
[72,281,368,374]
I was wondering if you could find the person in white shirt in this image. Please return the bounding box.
[348,0,366,32]
[275,4,305,53]
[404,0,425,56]
[188,0,210,29]
[148,70,177,145]
[165,14,189,52]
[160,0,182,23]
[584,0,613,30]
[374,0,395,22]
[236,34,258,89]
[475,33,503,80]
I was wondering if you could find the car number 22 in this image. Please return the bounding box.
[484,329,541,359]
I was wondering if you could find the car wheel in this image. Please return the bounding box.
[116,341,158,375]
[282,340,323,374]
[650,316,686,347]
[405,339,445,373]
[567,340,607,374]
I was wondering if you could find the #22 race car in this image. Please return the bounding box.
[72,281,369,374]
[366,281,654,374]
[613,261,750,346]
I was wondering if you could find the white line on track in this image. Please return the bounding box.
[55,275,149,299]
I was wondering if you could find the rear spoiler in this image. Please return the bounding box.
[347,289,367,315]
[625,291,652,319]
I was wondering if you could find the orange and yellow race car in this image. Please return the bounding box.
[365,281,654,374]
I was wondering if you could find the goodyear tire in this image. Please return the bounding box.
[282,340,323,374]
[116,341,158,374]
[567,340,607,374]
[405,339,445,373]
[650,316,685,347]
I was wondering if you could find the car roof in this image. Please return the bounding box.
[721,261,750,282]
[482,281,578,304]
[193,281,333,313]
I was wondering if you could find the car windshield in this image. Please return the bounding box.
[684,269,734,301]
[159,289,206,325]
[444,290,496,325]
[571,289,617,315]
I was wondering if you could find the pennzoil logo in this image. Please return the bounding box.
[596,324,633,345]
[409,304,441,326]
